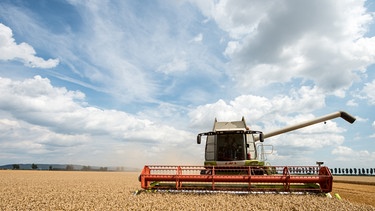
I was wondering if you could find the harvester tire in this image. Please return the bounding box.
[251,168,265,175]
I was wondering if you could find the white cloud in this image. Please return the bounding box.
[346,99,358,106]
[331,145,375,164]
[157,56,188,74]
[0,117,91,164]
[0,23,59,68]
[193,0,274,39]
[360,79,375,105]
[194,0,375,93]
[189,85,325,129]
[0,76,198,167]
[332,145,353,156]
[224,41,238,57]
[191,33,203,43]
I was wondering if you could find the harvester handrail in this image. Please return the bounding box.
[197,130,263,144]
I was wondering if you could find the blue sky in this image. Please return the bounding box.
[0,0,374,169]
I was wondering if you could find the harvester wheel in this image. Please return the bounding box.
[251,168,265,175]
[200,169,212,175]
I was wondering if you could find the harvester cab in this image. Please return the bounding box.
[196,117,267,167]
[139,111,356,194]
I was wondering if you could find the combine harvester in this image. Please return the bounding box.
[139,111,355,194]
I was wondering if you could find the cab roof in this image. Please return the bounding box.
[213,117,247,132]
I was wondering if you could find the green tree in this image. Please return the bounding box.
[31,163,38,170]
[12,164,20,170]
[82,166,91,171]
[99,167,108,171]
[66,165,74,171]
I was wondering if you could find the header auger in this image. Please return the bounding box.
[139,111,356,194]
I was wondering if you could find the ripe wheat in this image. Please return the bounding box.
[0,171,374,210]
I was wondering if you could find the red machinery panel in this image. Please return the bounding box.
[139,165,332,193]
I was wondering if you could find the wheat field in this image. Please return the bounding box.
[1,170,374,210]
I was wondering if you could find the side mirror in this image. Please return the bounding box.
[197,134,201,144]
[259,133,264,142]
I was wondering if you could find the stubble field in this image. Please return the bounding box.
[1,170,374,210]
[332,176,375,208]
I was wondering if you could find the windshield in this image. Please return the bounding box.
[217,134,245,161]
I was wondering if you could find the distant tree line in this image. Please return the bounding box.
[265,166,375,176]
[10,164,109,171]
[56,165,108,171]
[330,168,375,176]
[12,163,38,170]
[12,164,20,170]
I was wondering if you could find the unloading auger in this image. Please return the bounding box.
[139,111,355,194]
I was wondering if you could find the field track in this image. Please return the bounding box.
[333,176,375,207]
[1,170,374,210]
[334,176,375,185]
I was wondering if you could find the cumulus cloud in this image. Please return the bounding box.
[0,76,172,139]
[0,23,59,68]
[332,145,354,156]
[194,0,375,93]
[193,0,274,39]
[331,145,375,165]
[189,85,325,129]
[0,76,198,167]
[360,80,375,105]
